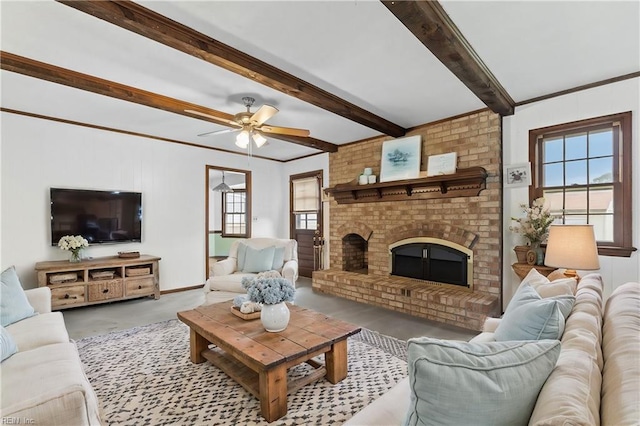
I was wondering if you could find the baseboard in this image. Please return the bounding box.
[160,284,204,295]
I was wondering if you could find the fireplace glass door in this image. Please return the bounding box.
[391,243,469,287]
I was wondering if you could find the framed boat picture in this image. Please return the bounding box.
[379,136,421,182]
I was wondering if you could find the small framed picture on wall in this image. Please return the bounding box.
[504,162,531,188]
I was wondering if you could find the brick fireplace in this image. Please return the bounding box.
[313,110,502,331]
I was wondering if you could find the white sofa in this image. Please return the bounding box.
[1,287,102,425]
[346,273,640,425]
[203,238,298,305]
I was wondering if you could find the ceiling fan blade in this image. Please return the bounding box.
[259,125,310,138]
[197,128,239,137]
[250,104,278,126]
[185,109,239,127]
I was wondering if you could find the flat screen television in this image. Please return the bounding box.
[50,188,142,245]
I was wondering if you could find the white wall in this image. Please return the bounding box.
[1,112,287,291]
[503,77,640,305]
[281,154,330,267]
[7,79,636,298]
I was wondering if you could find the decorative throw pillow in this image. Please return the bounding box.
[271,246,286,270]
[404,338,561,426]
[242,246,276,273]
[1,325,18,362]
[546,268,569,282]
[495,283,575,341]
[236,242,248,271]
[535,280,575,298]
[520,267,551,288]
[521,268,577,296]
[1,266,36,327]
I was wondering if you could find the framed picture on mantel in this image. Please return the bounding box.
[427,152,457,176]
[379,135,421,182]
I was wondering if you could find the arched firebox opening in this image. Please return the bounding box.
[342,233,368,274]
[389,238,473,289]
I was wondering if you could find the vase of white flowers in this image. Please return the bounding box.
[510,197,556,265]
[242,275,295,332]
[58,235,89,263]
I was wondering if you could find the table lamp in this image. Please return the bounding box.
[544,225,600,279]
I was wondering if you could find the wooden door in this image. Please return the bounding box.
[294,228,316,278]
[290,171,323,278]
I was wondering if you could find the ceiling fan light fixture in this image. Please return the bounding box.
[252,132,267,148]
[235,130,250,148]
[197,97,308,150]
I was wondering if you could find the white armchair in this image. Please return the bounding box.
[203,238,298,305]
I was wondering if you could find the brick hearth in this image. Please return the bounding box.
[313,270,499,331]
[313,110,503,331]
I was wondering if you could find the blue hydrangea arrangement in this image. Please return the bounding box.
[241,276,295,305]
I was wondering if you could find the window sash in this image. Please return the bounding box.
[295,213,318,230]
[222,190,247,237]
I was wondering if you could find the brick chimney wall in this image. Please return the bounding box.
[314,110,503,329]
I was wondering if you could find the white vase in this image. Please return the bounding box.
[260,302,290,332]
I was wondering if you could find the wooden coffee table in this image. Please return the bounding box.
[177,301,361,422]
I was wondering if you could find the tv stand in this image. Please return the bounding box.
[35,255,160,310]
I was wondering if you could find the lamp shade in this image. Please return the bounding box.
[212,182,233,192]
[544,225,600,270]
[252,132,267,148]
[212,172,234,193]
[235,130,249,148]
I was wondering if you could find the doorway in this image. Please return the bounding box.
[205,165,251,279]
[290,170,323,278]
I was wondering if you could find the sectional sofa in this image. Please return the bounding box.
[1,283,101,425]
[346,272,640,425]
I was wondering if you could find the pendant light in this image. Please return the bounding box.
[212,171,234,192]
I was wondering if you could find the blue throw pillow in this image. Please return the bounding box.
[495,283,575,341]
[236,242,247,271]
[1,326,18,362]
[272,246,285,270]
[242,246,276,273]
[404,338,561,426]
[1,266,36,327]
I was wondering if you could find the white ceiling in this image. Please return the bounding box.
[1,1,638,161]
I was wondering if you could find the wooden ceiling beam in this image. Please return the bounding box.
[0,51,338,152]
[382,0,515,116]
[57,0,407,138]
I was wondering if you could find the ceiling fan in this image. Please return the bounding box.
[186,97,310,149]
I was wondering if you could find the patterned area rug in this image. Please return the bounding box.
[76,319,408,425]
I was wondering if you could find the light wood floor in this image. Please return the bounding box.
[64,277,477,342]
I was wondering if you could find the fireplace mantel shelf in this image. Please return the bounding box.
[325,167,487,204]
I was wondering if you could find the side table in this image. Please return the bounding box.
[511,263,556,280]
